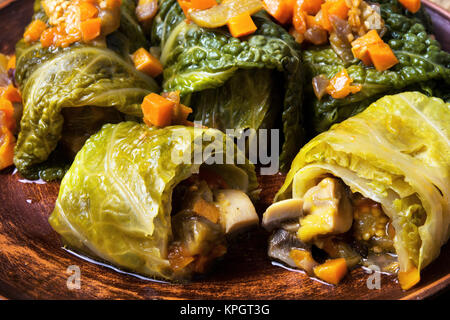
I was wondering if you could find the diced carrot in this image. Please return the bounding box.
[328,0,349,19]
[132,48,164,78]
[319,0,349,31]
[105,0,122,9]
[367,42,399,71]
[79,1,99,21]
[2,84,21,103]
[398,266,420,290]
[192,198,220,223]
[290,248,319,274]
[0,98,15,132]
[298,0,323,15]
[0,123,15,171]
[190,0,217,10]
[227,13,257,38]
[40,27,56,48]
[262,0,294,24]
[351,30,383,65]
[24,20,47,43]
[178,0,194,17]
[326,68,361,99]
[317,3,332,31]
[141,93,175,127]
[293,4,307,34]
[313,258,348,285]
[399,0,421,13]
[6,55,15,70]
[80,18,101,42]
[306,14,322,28]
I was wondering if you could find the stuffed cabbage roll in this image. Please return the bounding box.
[262,92,449,290]
[302,0,450,133]
[13,0,159,180]
[151,0,304,170]
[49,122,259,281]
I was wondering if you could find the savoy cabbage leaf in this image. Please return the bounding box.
[302,0,450,133]
[152,0,304,171]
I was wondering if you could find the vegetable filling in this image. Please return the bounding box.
[263,175,412,284]
[168,165,259,276]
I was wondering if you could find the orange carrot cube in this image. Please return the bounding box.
[313,258,348,285]
[141,93,175,127]
[262,0,294,24]
[190,0,217,10]
[132,48,164,78]
[80,18,102,42]
[24,20,47,43]
[40,27,56,48]
[351,30,383,65]
[79,1,99,21]
[227,13,257,38]
[399,0,421,13]
[367,42,399,71]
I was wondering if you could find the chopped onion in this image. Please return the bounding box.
[304,27,328,45]
[312,75,330,100]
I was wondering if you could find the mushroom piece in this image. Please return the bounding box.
[262,199,304,232]
[214,190,259,234]
[298,177,353,242]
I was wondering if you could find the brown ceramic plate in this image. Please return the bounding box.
[0,0,449,300]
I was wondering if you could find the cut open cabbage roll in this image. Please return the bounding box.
[49,122,259,281]
[263,92,449,289]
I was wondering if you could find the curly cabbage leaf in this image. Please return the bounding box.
[151,0,304,171]
[190,68,281,138]
[13,0,159,180]
[302,0,450,133]
[49,122,258,281]
[275,92,450,287]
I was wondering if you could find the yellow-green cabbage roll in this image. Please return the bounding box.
[49,122,259,281]
[263,92,449,289]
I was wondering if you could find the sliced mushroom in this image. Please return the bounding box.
[214,190,259,234]
[298,177,353,242]
[262,199,303,232]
